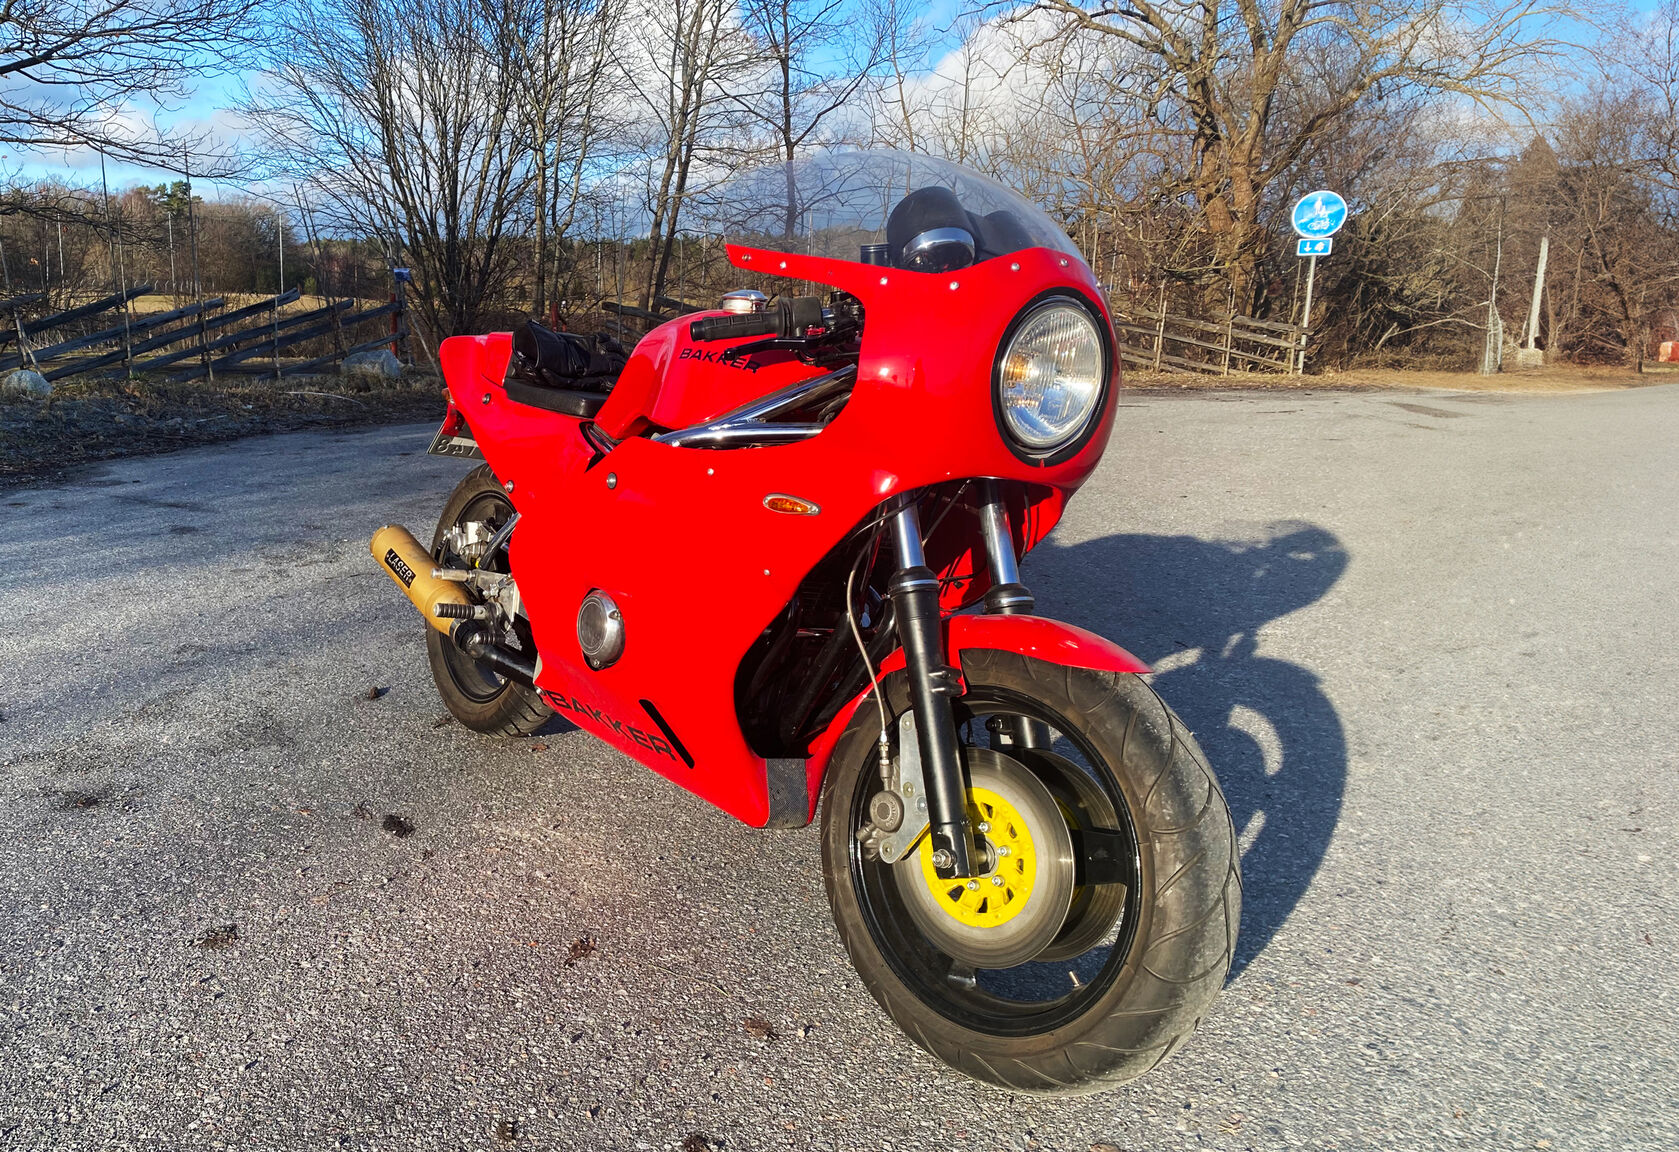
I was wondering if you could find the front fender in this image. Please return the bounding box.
[875,614,1151,680]
[936,614,1152,677]
[801,615,1150,821]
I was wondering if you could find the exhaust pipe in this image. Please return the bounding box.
[453,621,537,685]
[371,524,472,634]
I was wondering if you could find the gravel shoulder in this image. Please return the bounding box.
[1123,363,1660,393]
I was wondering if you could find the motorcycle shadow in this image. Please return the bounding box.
[1034,520,1349,980]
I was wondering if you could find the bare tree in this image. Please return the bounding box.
[241,0,533,338]
[1028,0,1575,310]
[870,10,1008,165]
[732,0,889,235]
[0,0,256,167]
[622,0,750,306]
[509,0,621,318]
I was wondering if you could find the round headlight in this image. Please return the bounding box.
[995,299,1106,453]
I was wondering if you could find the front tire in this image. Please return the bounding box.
[424,464,551,736]
[819,649,1240,1094]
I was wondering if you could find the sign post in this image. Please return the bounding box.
[1290,190,1348,374]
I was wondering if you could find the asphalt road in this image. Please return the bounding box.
[1,384,1675,1152]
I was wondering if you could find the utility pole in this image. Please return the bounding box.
[1517,234,1549,368]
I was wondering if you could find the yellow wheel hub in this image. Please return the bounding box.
[917,787,1038,928]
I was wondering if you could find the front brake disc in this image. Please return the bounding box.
[891,749,1075,969]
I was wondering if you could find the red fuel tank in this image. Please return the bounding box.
[595,310,828,439]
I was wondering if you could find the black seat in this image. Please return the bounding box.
[504,320,626,418]
[504,376,609,418]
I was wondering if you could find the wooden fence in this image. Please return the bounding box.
[1112,306,1303,375]
[0,278,408,385]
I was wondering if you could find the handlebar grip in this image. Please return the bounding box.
[690,311,781,342]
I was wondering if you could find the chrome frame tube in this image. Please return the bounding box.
[651,364,857,449]
[653,424,825,449]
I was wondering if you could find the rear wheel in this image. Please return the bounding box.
[819,649,1239,1094]
[424,465,551,736]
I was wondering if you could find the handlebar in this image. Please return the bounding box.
[690,310,782,342]
[689,295,827,343]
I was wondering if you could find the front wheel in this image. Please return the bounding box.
[819,649,1240,1095]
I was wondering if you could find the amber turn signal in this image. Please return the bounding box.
[763,494,821,516]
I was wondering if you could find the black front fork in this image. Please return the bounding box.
[887,503,974,878]
[888,481,1042,880]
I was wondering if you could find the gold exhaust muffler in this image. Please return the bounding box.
[371,524,473,634]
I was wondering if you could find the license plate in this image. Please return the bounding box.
[428,432,483,459]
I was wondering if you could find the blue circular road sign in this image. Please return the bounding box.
[1292,190,1348,238]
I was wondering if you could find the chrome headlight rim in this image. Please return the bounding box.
[991,290,1113,466]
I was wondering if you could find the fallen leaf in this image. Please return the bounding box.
[564,937,596,967]
[195,924,239,949]
[1091,1144,1125,1152]
[742,1016,778,1041]
[493,1118,518,1142]
[382,813,415,838]
[681,1135,717,1152]
[531,742,549,752]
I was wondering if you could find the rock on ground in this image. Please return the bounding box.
[341,348,403,379]
[0,368,51,397]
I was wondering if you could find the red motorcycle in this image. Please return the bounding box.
[373,151,1238,1094]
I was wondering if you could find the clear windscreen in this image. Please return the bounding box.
[687,149,1087,271]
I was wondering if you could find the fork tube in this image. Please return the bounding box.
[976,479,1033,614]
[977,479,1051,750]
[888,503,976,878]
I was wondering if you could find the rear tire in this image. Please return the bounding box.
[424,465,551,736]
[819,649,1240,1095]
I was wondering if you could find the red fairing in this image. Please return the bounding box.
[439,244,1121,828]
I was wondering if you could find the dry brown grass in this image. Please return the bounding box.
[0,373,443,488]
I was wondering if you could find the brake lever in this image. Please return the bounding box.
[720,321,859,363]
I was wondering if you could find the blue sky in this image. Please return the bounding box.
[6,0,1645,198]
[9,0,977,195]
